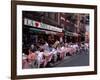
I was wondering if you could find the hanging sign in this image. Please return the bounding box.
[24,18,62,32]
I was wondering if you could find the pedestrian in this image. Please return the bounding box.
[36,47,45,68]
[27,49,36,68]
[53,39,60,48]
[22,48,36,68]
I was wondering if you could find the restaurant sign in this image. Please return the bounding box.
[24,18,62,32]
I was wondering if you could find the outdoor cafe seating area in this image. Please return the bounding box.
[22,41,89,69]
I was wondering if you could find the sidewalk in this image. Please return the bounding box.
[47,56,71,67]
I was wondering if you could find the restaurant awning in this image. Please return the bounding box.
[64,31,74,36]
[29,28,57,35]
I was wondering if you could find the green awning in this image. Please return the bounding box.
[65,31,73,36]
[29,28,45,34]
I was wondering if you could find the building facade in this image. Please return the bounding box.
[22,11,89,53]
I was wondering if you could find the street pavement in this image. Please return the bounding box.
[54,52,89,67]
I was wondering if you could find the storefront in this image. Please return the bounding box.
[64,31,79,43]
[22,18,63,52]
[64,31,73,43]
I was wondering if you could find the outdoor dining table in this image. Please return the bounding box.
[43,51,52,62]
